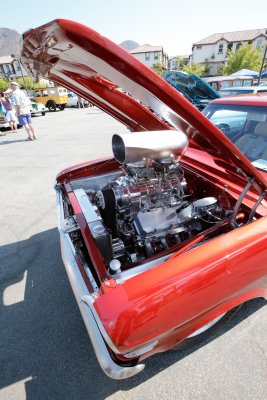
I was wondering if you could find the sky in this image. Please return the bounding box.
[1,0,267,56]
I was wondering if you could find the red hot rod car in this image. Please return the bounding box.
[21,19,267,379]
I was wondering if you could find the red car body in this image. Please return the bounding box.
[21,20,267,379]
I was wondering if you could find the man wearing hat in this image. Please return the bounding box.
[10,82,37,141]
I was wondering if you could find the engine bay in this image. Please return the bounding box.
[62,130,244,276]
[93,159,223,268]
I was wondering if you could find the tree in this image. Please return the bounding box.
[182,62,205,76]
[222,43,262,75]
[0,78,9,91]
[17,76,45,90]
[203,58,210,76]
[0,76,45,92]
[152,63,164,76]
[173,57,186,70]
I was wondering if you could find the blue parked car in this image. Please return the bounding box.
[164,70,220,110]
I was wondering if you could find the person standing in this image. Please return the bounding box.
[10,82,36,141]
[0,93,7,136]
[77,96,85,108]
[0,91,18,132]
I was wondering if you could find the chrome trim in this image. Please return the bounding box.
[123,340,158,359]
[81,294,121,354]
[80,298,145,379]
[188,313,226,338]
[62,234,120,354]
[60,233,145,379]
[56,188,145,379]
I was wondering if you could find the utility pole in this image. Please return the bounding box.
[11,54,28,93]
[257,30,267,86]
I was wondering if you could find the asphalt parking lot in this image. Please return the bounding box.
[0,107,266,400]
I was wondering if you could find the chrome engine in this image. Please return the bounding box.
[89,131,223,267]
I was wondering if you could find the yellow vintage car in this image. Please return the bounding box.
[33,86,68,111]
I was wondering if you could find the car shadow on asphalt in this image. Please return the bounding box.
[0,139,28,145]
[0,228,266,400]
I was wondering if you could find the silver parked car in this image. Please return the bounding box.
[67,92,89,107]
[219,86,267,97]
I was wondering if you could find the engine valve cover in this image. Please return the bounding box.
[134,204,193,238]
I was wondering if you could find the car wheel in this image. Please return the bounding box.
[47,101,57,112]
[41,111,46,116]
[172,304,243,350]
[58,104,65,111]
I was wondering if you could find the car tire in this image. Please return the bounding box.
[172,304,243,350]
[58,104,65,111]
[47,101,57,112]
[41,111,46,116]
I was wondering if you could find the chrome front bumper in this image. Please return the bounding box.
[56,187,145,379]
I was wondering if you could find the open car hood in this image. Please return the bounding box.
[163,71,220,110]
[21,19,267,192]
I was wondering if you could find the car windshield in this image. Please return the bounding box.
[203,103,267,171]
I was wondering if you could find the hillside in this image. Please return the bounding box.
[0,28,21,57]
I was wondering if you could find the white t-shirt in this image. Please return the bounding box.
[11,89,32,115]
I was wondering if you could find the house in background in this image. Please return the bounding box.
[0,55,28,80]
[168,55,190,70]
[192,28,267,76]
[130,44,168,70]
[0,55,55,87]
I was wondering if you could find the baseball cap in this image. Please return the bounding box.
[11,81,19,87]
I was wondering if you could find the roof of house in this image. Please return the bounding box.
[0,55,14,64]
[194,28,267,45]
[169,55,190,61]
[130,44,163,54]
